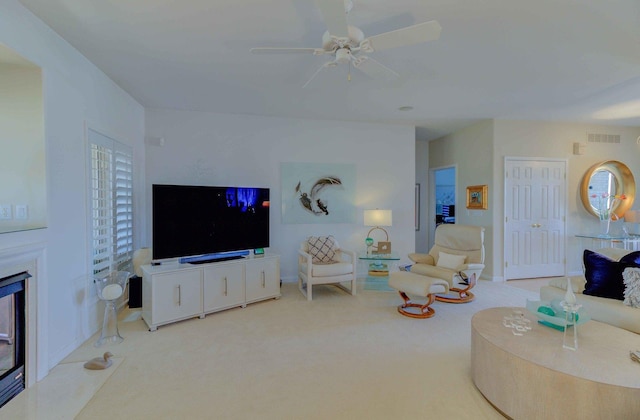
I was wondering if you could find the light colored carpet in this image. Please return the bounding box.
[9,280,540,419]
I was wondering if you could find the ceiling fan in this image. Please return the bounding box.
[250,0,442,87]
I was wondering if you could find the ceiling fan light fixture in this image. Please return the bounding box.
[335,48,351,63]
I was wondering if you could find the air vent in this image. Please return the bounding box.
[587,133,620,144]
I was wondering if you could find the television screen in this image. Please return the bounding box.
[152,184,270,260]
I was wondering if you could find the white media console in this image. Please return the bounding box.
[141,253,280,331]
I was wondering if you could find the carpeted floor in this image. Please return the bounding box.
[5,279,542,419]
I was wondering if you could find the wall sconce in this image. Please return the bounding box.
[364,209,392,254]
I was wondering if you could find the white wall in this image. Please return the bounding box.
[429,120,495,277]
[0,1,145,372]
[493,120,640,277]
[0,63,46,232]
[145,109,416,280]
[430,118,640,281]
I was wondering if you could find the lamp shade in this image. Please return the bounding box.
[364,209,392,227]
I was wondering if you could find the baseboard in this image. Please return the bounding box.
[281,275,297,283]
[481,274,504,282]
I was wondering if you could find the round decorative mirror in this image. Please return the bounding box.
[580,160,635,219]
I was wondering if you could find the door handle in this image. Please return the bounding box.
[531,223,542,228]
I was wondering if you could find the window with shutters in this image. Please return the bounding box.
[88,128,133,278]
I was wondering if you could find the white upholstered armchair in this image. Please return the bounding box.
[298,236,356,301]
[409,224,485,303]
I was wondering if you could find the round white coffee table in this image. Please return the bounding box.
[471,307,640,419]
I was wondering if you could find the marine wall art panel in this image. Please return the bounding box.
[281,162,356,224]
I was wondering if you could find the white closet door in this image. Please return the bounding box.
[505,159,566,279]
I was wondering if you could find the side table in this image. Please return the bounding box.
[358,252,400,276]
[575,233,640,250]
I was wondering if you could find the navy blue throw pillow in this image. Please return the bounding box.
[620,250,640,265]
[583,249,636,300]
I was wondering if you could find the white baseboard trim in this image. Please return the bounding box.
[281,275,297,283]
[481,274,504,282]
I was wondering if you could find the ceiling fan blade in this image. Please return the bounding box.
[353,56,399,81]
[250,47,320,54]
[315,0,349,37]
[303,62,335,88]
[366,20,442,52]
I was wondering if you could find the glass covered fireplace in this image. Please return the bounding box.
[0,271,28,408]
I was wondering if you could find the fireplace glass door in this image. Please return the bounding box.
[0,272,27,408]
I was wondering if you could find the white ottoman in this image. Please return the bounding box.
[389,271,449,318]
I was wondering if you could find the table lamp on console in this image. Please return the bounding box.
[364,209,392,254]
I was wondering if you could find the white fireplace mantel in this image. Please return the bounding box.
[0,242,48,386]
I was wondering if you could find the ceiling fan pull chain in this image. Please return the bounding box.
[348,60,351,82]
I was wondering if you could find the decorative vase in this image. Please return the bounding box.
[562,277,580,350]
[133,247,152,277]
[564,278,577,305]
[600,218,611,235]
[365,237,374,255]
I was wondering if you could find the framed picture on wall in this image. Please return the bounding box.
[466,185,488,210]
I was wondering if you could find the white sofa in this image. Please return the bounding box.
[539,248,640,334]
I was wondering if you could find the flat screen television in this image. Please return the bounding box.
[152,184,270,261]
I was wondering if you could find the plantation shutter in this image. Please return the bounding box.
[114,145,133,271]
[89,128,133,278]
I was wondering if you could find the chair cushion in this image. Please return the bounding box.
[389,271,449,296]
[437,252,466,270]
[408,253,435,265]
[307,236,337,263]
[410,264,456,282]
[434,225,484,251]
[583,249,637,301]
[308,262,353,277]
[428,225,485,265]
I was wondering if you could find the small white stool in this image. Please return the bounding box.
[389,271,449,318]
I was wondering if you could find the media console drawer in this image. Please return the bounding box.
[142,254,280,331]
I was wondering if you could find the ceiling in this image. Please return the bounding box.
[15,0,640,140]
